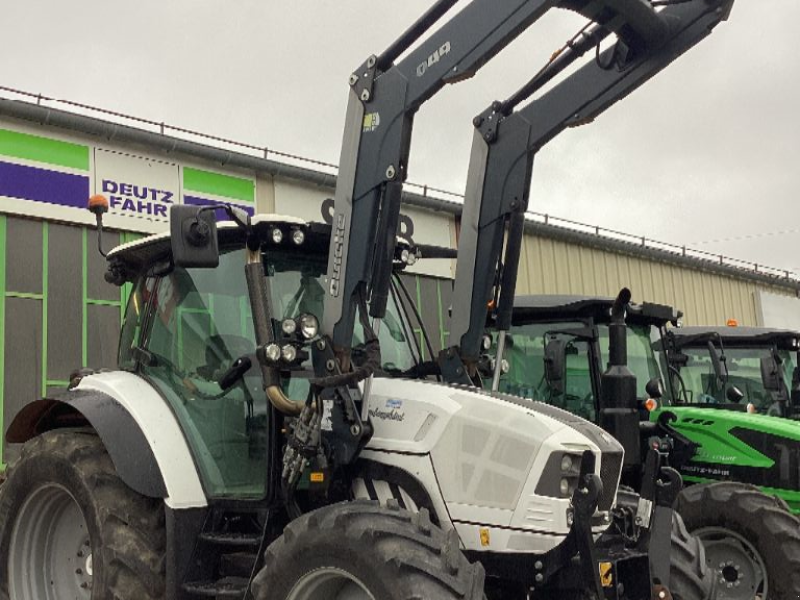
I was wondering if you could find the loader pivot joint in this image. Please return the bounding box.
[352,54,378,104]
[474,104,503,144]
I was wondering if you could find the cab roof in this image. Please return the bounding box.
[103,213,456,283]
[106,216,328,275]
[512,294,680,328]
[667,326,800,350]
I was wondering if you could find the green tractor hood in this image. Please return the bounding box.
[653,405,800,512]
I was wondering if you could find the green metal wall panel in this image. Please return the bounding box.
[6,218,43,295]
[3,296,43,468]
[87,304,120,371]
[47,224,83,381]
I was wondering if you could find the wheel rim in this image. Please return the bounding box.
[8,484,93,600]
[695,526,767,600]
[287,567,377,600]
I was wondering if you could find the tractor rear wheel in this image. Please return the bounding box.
[252,500,485,600]
[676,482,800,600]
[0,429,166,600]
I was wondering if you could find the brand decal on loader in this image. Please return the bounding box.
[329,214,346,297]
[416,41,452,77]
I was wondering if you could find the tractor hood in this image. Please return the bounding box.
[365,378,624,534]
[655,405,800,445]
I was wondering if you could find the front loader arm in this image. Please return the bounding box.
[322,0,688,355]
[443,0,735,383]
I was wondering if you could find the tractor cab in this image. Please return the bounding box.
[488,295,678,422]
[103,214,431,499]
[663,326,800,417]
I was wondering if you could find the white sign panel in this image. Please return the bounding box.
[755,290,800,329]
[94,149,180,225]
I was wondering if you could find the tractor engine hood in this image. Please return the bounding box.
[365,378,623,536]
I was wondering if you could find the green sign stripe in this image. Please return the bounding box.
[0,216,6,470]
[183,167,254,203]
[0,128,90,171]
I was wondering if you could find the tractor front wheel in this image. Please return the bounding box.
[676,482,800,600]
[252,500,485,600]
[0,429,166,600]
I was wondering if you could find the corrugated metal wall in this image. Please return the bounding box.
[517,234,796,326]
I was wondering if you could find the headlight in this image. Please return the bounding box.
[561,455,574,472]
[300,314,319,339]
[281,345,297,363]
[292,229,305,245]
[264,343,281,362]
[271,227,283,244]
[535,451,584,499]
[481,334,492,351]
[281,318,297,335]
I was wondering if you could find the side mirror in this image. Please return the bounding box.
[760,355,784,393]
[708,341,727,387]
[726,385,745,403]
[170,205,220,268]
[645,377,664,400]
[544,338,567,396]
[791,366,800,407]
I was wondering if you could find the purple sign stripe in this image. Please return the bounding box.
[184,195,255,221]
[0,160,89,209]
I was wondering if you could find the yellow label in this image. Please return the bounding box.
[310,472,325,483]
[599,562,614,588]
[363,112,381,132]
[479,528,491,547]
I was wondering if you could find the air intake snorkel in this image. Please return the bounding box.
[600,288,640,471]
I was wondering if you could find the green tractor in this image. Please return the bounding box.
[489,293,800,599]
[660,325,800,508]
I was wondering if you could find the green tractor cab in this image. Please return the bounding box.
[663,326,800,418]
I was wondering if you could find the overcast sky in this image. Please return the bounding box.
[1,1,798,274]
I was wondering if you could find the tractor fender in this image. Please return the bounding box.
[6,372,207,510]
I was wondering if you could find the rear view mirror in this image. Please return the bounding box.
[760,355,784,393]
[170,205,220,268]
[791,367,800,407]
[645,377,664,400]
[708,341,727,387]
[726,386,745,403]
[544,338,567,396]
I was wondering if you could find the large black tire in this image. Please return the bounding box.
[670,511,715,600]
[252,500,485,600]
[676,482,800,600]
[0,429,166,600]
